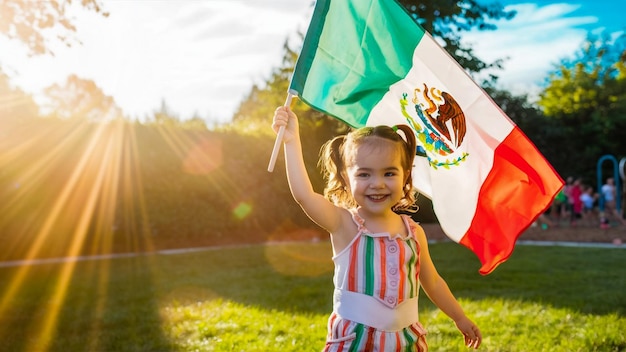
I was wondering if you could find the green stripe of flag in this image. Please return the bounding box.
[290,0,425,127]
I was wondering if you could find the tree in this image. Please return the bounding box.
[181,115,209,131]
[42,74,123,121]
[0,0,107,56]
[486,87,564,174]
[537,32,626,181]
[231,39,347,138]
[0,68,39,121]
[399,0,515,82]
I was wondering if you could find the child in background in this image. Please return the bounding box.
[600,177,626,227]
[272,106,481,351]
[580,186,598,226]
[551,189,568,226]
[563,176,574,219]
[569,178,583,226]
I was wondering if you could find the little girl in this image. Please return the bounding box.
[272,106,481,351]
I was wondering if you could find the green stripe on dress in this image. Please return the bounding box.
[402,327,416,352]
[406,239,417,296]
[349,323,365,352]
[364,236,374,296]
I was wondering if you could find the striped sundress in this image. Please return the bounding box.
[323,211,427,352]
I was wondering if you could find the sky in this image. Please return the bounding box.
[1,0,624,124]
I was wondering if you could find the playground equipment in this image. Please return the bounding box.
[596,154,625,212]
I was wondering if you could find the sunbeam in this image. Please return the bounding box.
[0,121,92,243]
[0,113,266,350]
[117,122,155,254]
[24,133,115,351]
[0,122,109,317]
[0,118,160,351]
[0,92,36,111]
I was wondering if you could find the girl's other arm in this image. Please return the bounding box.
[414,226,482,349]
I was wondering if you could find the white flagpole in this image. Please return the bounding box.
[267,91,296,172]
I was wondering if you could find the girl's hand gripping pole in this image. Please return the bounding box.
[267,92,296,172]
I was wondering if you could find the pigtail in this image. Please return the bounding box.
[319,136,354,208]
[392,125,419,213]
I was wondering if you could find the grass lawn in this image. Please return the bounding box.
[0,242,624,351]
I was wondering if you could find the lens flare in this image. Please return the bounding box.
[183,137,223,175]
[232,202,253,220]
[265,221,331,277]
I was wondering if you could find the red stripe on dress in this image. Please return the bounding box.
[395,332,402,352]
[409,324,422,337]
[341,320,350,336]
[324,313,336,352]
[348,236,361,291]
[397,239,406,304]
[407,220,420,296]
[409,324,428,352]
[416,335,428,352]
[337,341,345,352]
[415,237,421,283]
[364,326,375,351]
[460,127,563,274]
[323,315,333,352]
[328,313,337,337]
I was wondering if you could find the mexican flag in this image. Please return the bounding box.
[289,0,564,274]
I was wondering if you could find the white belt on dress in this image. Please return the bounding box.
[333,288,419,331]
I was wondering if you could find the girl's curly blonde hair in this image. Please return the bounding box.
[318,124,418,213]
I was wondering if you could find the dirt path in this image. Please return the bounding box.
[1,223,623,268]
[421,222,625,245]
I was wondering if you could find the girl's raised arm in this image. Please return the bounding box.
[272,106,344,233]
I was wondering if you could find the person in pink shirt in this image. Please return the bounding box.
[569,178,583,226]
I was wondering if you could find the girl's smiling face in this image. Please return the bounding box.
[344,139,407,216]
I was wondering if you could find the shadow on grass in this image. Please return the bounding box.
[0,256,175,352]
[425,242,626,316]
[153,241,626,317]
[153,243,335,316]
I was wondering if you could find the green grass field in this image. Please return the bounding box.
[0,242,624,352]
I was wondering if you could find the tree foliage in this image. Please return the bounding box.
[0,115,318,261]
[398,0,515,81]
[0,68,39,122]
[537,32,626,181]
[42,74,123,121]
[229,42,300,135]
[0,0,107,56]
